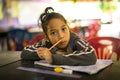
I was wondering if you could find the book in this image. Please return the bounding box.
[34,59,113,75]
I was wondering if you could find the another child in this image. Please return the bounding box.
[21,7,97,66]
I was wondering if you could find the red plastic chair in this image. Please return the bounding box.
[29,33,45,45]
[87,37,120,61]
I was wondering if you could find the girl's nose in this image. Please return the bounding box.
[58,31,64,39]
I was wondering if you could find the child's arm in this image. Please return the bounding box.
[51,38,97,66]
[21,39,46,60]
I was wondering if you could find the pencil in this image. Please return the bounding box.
[49,38,62,50]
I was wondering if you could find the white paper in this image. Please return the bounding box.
[34,59,113,75]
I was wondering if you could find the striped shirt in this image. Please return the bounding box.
[21,32,97,66]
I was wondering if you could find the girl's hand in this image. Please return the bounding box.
[37,47,52,64]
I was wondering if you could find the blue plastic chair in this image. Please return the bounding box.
[7,29,32,51]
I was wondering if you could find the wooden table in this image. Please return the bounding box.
[0,51,120,80]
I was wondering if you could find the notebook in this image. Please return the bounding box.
[34,59,113,75]
[0,51,21,67]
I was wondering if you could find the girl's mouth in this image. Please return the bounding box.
[58,41,68,47]
[61,41,67,45]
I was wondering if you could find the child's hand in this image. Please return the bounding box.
[37,47,52,64]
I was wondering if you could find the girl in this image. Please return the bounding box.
[21,7,97,66]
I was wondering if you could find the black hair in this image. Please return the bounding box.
[38,7,67,35]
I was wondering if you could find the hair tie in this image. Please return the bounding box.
[45,7,54,14]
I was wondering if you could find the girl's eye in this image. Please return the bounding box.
[62,27,67,31]
[51,31,57,35]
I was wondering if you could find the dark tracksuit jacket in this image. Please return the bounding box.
[21,32,97,66]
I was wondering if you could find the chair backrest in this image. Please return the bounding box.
[7,29,32,51]
[87,37,120,61]
[28,32,45,45]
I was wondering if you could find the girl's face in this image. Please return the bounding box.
[46,18,70,49]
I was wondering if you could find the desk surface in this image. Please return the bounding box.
[0,52,120,80]
[0,51,21,67]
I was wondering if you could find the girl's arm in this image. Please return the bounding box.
[21,39,46,60]
[51,38,97,66]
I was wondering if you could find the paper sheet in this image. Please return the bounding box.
[34,59,113,75]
